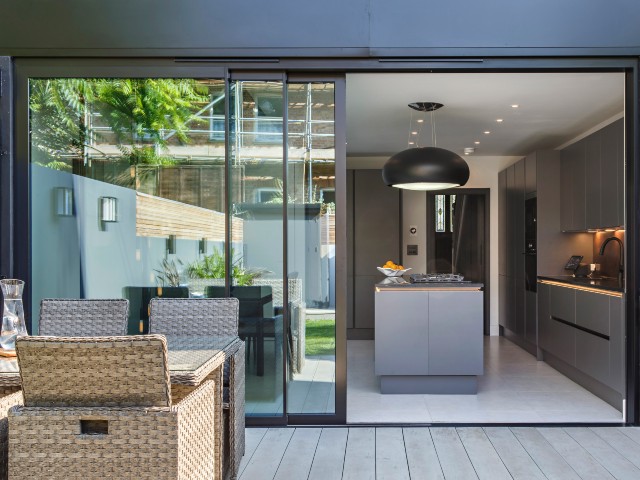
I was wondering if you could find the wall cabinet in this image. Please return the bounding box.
[560,118,624,231]
[538,281,625,397]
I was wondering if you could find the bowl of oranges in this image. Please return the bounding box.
[377,261,411,277]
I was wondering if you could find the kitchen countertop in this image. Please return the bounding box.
[376,278,484,289]
[537,275,624,293]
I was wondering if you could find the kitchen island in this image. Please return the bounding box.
[374,280,484,394]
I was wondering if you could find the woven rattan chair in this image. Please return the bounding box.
[8,335,218,479]
[0,390,22,480]
[149,297,244,480]
[39,298,129,336]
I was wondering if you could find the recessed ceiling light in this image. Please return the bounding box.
[411,131,418,135]
[474,141,480,145]
[408,141,415,145]
[464,152,469,155]
[417,119,424,123]
[496,119,503,123]
[484,131,491,134]
[511,104,519,108]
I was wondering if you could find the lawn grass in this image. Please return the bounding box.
[305,319,335,356]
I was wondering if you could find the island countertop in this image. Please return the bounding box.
[375,278,484,290]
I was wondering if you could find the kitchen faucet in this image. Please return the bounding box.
[599,236,624,285]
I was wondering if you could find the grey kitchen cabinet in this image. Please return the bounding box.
[350,169,400,338]
[609,296,625,392]
[539,281,625,399]
[575,289,609,336]
[615,118,624,226]
[585,132,601,229]
[575,330,610,386]
[540,285,576,366]
[571,140,587,231]
[525,290,537,345]
[560,119,624,231]
[560,144,574,232]
[560,138,587,231]
[514,160,526,336]
[600,120,619,228]
[525,152,537,195]
[499,274,508,329]
[498,169,507,276]
[428,290,484,375]
[375,289,429,375]
[549,282,575,324]
[354,276,376,329]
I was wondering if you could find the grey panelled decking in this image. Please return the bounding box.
[239,426,640,480]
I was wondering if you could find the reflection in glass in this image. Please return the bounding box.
[29,78,227,334]
[286,83,336,414]
[229,81,285,416]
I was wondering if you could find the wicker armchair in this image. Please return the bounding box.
[39,298,129,336]
[149,297,244,480]
[9,335,218,480]
[0,391,22,480]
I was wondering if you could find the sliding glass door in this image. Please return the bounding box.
[228,77,341,420]
[19,62,344,424]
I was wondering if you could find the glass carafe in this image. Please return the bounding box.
[1,279,28,351]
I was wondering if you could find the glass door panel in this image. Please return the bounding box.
[228,80,285,417]
[28,77,227,334]
[286,82,336,414]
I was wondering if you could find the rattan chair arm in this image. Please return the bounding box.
[172,379,217,414]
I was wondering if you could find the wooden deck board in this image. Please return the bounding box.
[403,427,444,480]
[375,428,410,480]
[273,428,322,480]
[240,426,640,479]
[457,427,511,480]
[342,427,376,480]
[308,428,349,480]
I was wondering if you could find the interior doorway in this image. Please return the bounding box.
[426,189,490,334]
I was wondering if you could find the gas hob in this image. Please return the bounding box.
[409,273,468,283]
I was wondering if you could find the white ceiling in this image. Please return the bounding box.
[346,72,624,158]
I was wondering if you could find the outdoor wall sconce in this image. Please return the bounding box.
[167,234,177,254]
[99,196,118,223]
[199,237,207,255]
[54,187,74,217]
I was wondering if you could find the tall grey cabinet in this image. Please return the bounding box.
[347,169,401,339]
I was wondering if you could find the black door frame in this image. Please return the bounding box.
[5,56,639,425]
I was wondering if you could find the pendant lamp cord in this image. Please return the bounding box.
[431,109,437,147]
[408,109,414,147]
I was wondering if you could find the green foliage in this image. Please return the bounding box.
[29,78,209,168]
[186,248,267,286]
[154,258,184,287]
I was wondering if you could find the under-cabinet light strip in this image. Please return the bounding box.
[538,280,623,298]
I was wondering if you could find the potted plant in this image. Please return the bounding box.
[186,248,267,295]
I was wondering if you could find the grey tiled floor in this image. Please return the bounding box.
[347,336,623,423]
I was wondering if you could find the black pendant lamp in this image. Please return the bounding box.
[382,102,470,190]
